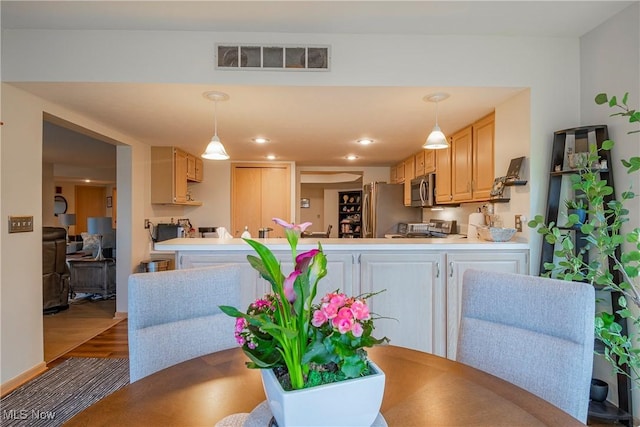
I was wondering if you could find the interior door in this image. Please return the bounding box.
[75,185,107,234]
[232,163,291,238]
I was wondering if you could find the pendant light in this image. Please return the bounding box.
[201,91,230,160]
[422,93,450,150]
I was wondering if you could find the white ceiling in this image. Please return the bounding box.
[3,1,634,169]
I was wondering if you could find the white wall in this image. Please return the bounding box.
[579,2,640,418]
[1,26,585,387]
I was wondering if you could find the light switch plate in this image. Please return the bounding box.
[8,216,34,233]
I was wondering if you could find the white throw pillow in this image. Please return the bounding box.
[81,232,101,252]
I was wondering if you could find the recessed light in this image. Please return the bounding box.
[357,139,373,145]
[253,137,270,144]
[266,154,277,160]
[345,155,358,161]
[84,179,91,183]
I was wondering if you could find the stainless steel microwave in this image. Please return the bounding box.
[410,174,435,207]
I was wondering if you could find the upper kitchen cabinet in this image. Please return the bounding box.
[186,153,204,183]
[394,160,405,183]
[414,150,435,177]
[451,125,473,202]
[471,113,495,200]
[438,112,495,204]
[231,163,291,238]
[151,146,203,205]
[403,155,415,206]
[435,145,453,204]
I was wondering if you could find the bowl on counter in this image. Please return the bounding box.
[476,226,517,242]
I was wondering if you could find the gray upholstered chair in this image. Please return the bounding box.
[128,265,241,382]
[456,269,595,423]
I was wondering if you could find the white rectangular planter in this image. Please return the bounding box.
[261,360,385,426]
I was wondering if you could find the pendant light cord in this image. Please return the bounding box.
[214,99,218,137]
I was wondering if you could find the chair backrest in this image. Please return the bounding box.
[128,264,241,382]
[456,269,594,423]
[326,224,332,237]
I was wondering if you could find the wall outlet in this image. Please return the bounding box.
[144,219,150,229]
[515,215,523,232]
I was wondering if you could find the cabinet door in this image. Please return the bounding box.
[389,165,397,184]
[395,161,405,183]
[186,153,196,181]
[472,114,495,201]
[414,151,425,177]
[435,146,453,204]
[177,253,261,309]
[451,126,473,202]
[403,156,415,206]
[445,250,528,360]
[360,252,446,356]
[194,157,204,182]
[424,149,436,174]
[173,148,188,203]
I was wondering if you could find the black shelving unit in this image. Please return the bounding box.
[540,125,632,426]
[338,191,362,238]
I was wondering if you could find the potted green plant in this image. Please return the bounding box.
[564,198,588,227]
[220,218,389,426]
[529,92,640,383]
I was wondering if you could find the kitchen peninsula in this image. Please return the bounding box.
[156,237,528,360]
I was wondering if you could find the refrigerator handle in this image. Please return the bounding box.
[363,191,370,236]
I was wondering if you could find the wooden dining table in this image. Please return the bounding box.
[65,345,584,426]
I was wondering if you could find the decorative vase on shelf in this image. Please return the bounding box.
[261,360,386,427]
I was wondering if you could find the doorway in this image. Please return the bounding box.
[42,116,125,362]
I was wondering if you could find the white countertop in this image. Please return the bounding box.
[155,236,529,252]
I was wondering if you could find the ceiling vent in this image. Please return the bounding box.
[216,44,330,71]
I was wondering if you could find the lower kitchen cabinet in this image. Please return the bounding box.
[178,252,355,309]
[174,246,528,360]
[360,252,446,356]
[445,250,528,360]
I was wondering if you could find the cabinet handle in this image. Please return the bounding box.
[449,261,453,278]
[436,262,440,278]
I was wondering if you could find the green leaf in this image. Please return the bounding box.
[595,93,608,105]
[609,96,618,107]
[602,139,615,150]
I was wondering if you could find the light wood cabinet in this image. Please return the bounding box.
[414,151,425,177]
[186,154,204,182]
[424,150,436,174]
[435,145,453,204]
[151,147,202,205]
[390,165,398,184]
[452,126,473,202]
[231,163,291,238]
[442,112,495,204]
[471,113,495,201]
[403,156,415,206]
[395,160,405,183]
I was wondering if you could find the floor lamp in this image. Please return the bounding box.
[87,217,113,261]
[58,213,76,244]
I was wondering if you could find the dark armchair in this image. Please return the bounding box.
[43,226,70,313]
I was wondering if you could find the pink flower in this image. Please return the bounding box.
[312,309,328,327]
[330,293,347,307]
[351,322,364,337]
[296,249,320,272]
[322,302,339,319]
[350,300,370,321]
[334,316,354,334]
[272,218,313,232]
[284,270,301,302]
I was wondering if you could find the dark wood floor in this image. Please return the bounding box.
[47,319,128,369]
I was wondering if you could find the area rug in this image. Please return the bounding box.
[1,357,129,426]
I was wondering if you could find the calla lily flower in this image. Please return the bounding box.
[295,249,320,272]
[283,270,301,302]
[272,218,313,232]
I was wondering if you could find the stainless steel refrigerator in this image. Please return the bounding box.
[362,182,422,238]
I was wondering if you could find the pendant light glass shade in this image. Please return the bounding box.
[422,93,450,150]
[202,135,230,160]
[201,91,230,160]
